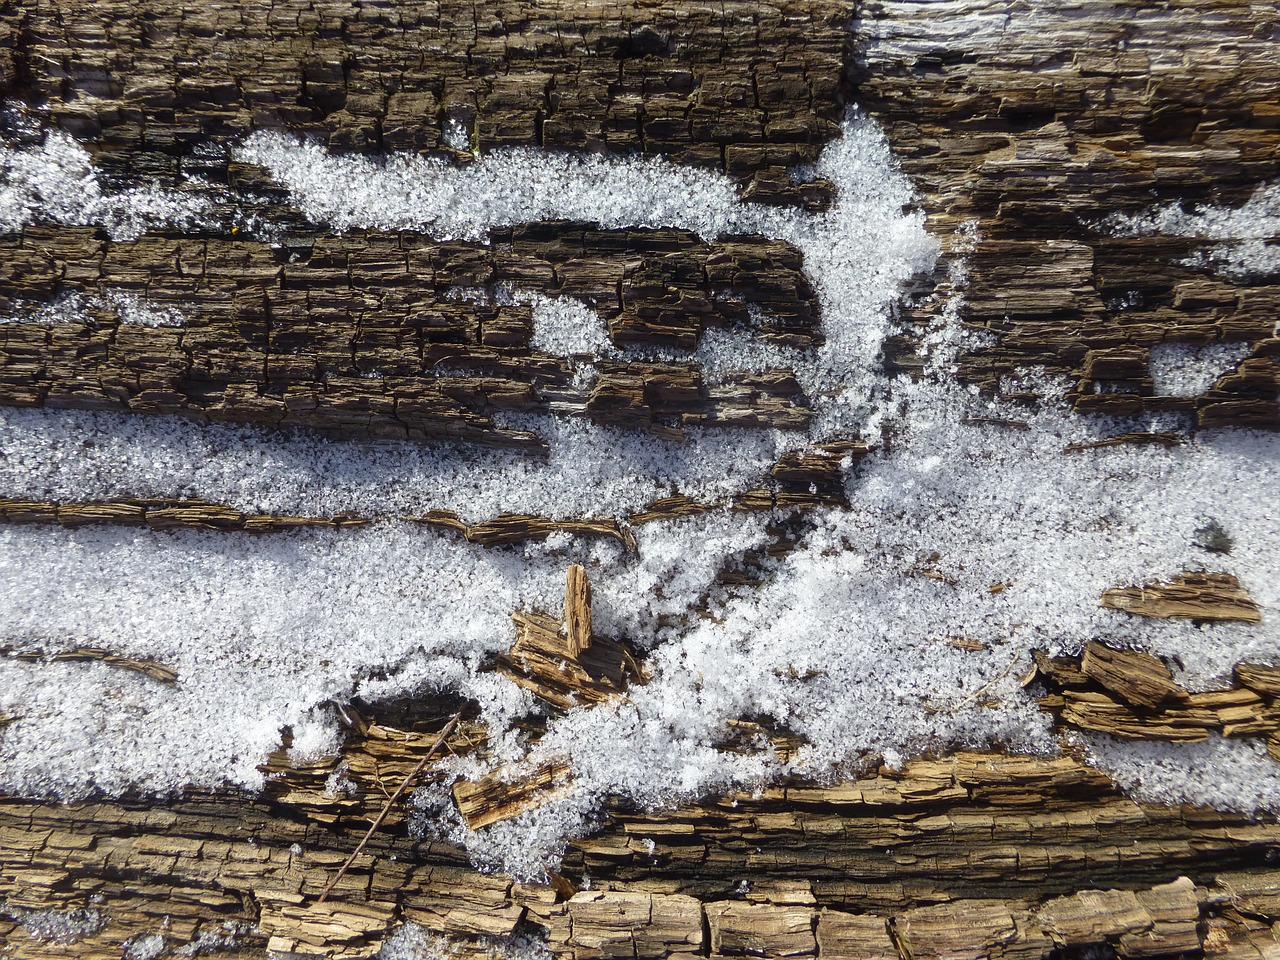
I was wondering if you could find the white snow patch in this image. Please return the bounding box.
[125,933,168,960]
[8,906,106,943]
[0,111,1278,875]
[1106,182,1280,281]
[1149,341,1252,397]
[0,130,212,240]
[378,923,549,960]
[522,290,615,358]
[1,291,187,328]
[1077,734,1280,814]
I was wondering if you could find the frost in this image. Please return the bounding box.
[9,905,106,943]
[443,116,473,153]
[125,933,169,960]
[0,130,212,240]
[1149,341,1252,397]
[1106,182,1280,280]
[1,291,187,328]
[1076,734,1280,814]
[522,290,615,357]
[173,921,257,957]
[377,923,549,960]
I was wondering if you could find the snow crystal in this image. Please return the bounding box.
[0,291,187,329]
[10,906,105,943]
[0,130,211,240]
[522,291,615,358]
[125,933,169,960]
[1077,734,1280,814]
[1106,182,1280,281]
[378,923,549,960]
[173,921,257,957]
[1149,341,1252,397]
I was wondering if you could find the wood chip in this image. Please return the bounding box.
[1080,641,1186,708]
[453,759,572,830]
[565,563,591,656]
[1101,572,1261,623]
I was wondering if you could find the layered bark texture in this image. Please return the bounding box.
[1,0,1279,958]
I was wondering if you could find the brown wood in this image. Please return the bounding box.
[1101,572,1262,623]
[1,0,1279,956]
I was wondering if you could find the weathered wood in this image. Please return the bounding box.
[8,737,1280,959]
[1101,572,1263,623]
[1,0,1279,955]
[0,644,178,684]
[856,0,1280,426]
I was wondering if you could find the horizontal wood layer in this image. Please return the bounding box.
[0,226,818,443]
[0,0,850,207]
[4,738,1280,959]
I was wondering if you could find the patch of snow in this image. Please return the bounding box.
[0,291,187,328]
[0,130,212,240]
[521,290,616,358]
[0,110,1278,877]
[1076,733,1280,814]
[1106,183,1280,281]
[443,116,473,153]
[10,906,105,943]
[173,921,257,957]
[1149,341,1252,397]
[377,923,549,960]
[125,933,169,960]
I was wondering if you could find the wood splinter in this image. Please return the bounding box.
[497,564,646,711]
[565,563,592,656]
[1101,571,1261,623]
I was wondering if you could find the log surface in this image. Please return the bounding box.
[1,0,1278,957]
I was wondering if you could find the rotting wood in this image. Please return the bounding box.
[1079,641,1187,709]
[1063,432,1185,453]
[0,495,368,534]
[1,0,1279,955]
[1035,643,1280,742]
[0,490,850,552]
[856,1,1280,428]
[11,738,1280,960]
[319,711,462,903]
[452,759,574,831]
[1101,572,1263,623]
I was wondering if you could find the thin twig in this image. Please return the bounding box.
[317,710,463,903]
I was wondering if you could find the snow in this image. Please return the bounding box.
[1077,733,1280,814]
[522,290,616,358]
[1106,182,1280,281]
[125,933,168,960]
[0,109,1278,877]
[1149,341,1252,397]
[1,291,186,328]
[377,923,549,960]
[0,129,212,241]
[6,905,106,943]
